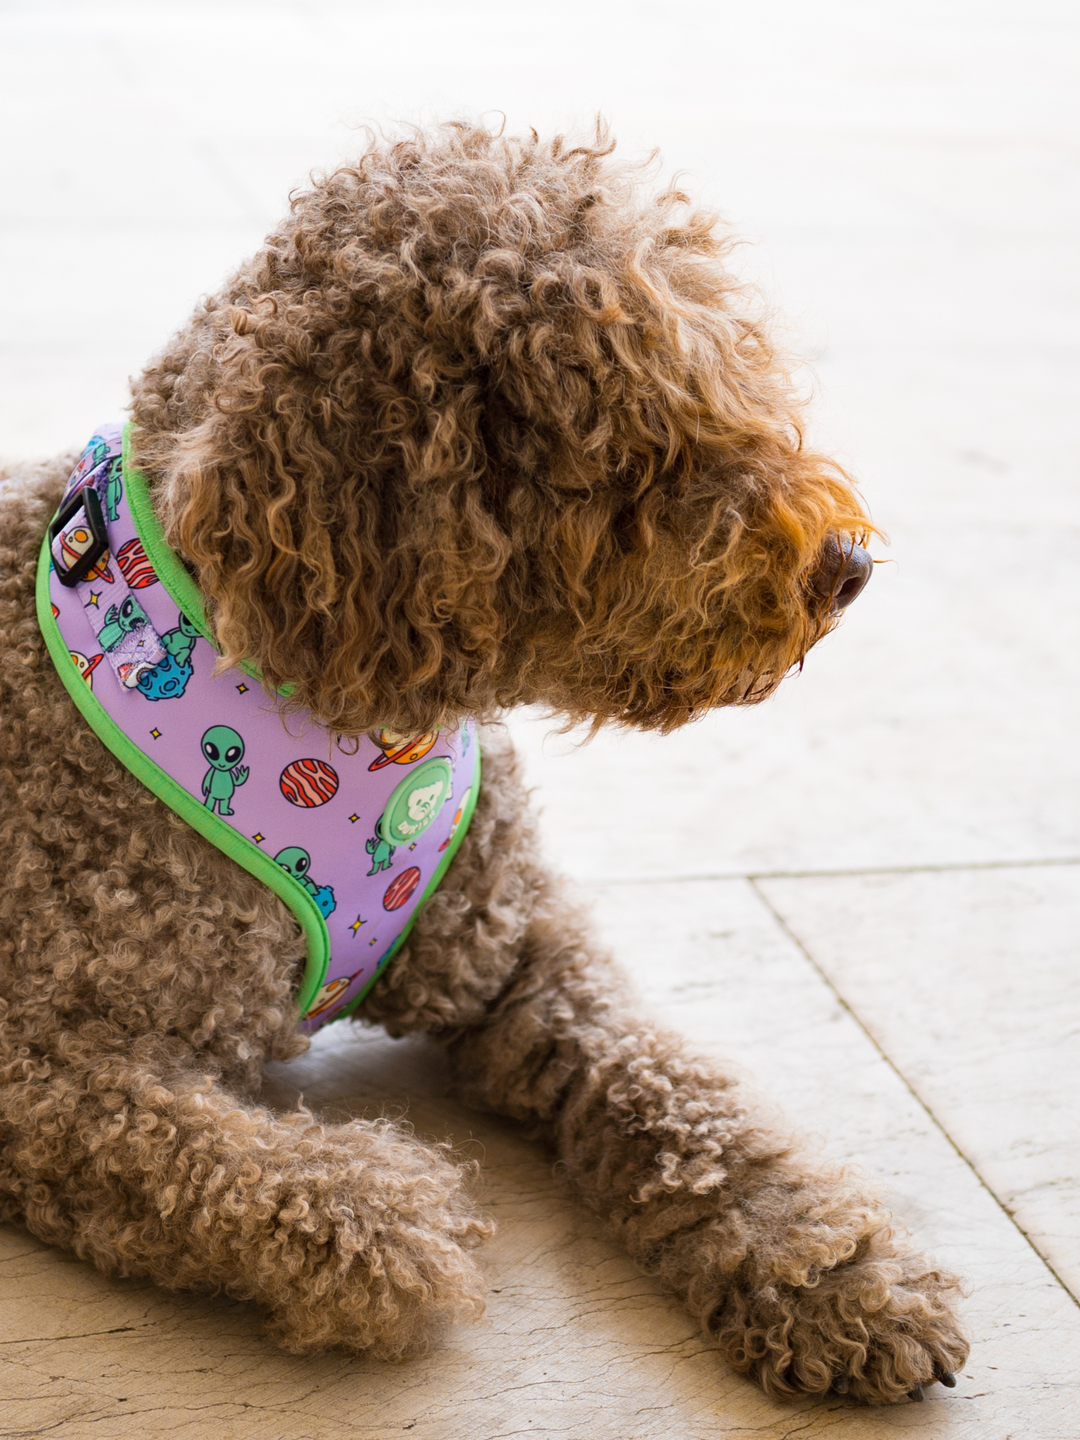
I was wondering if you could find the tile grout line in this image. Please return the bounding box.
[589,855,1080,888]
[746,875,1080,1315]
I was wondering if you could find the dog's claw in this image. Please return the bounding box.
[935,1367,958,1388]
[908,1384,926,1403]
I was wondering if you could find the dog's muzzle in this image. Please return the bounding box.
[812,535,873,612]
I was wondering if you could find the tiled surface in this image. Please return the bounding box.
[756,866,1080,1299]
[1,1,1077,1436]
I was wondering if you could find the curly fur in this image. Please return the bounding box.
[0,121,966,1403]
[130,122,868,736]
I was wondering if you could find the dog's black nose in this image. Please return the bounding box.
[812,535,873,612]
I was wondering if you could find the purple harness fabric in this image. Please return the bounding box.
[44,426,479,1032]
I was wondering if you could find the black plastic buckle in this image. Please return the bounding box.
[48,485,109,588]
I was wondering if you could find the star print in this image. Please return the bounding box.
[149,728,162,739]
[236,682,248,693]
[349,814,361,824]
[253,833,265,843]
[84,591,101,608]
[349,916,366,935]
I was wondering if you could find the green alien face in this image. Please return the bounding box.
[273,846,312,880]
[112,595,146,632]
[201,725,245,770]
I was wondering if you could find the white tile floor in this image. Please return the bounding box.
[1,1,1078,1435]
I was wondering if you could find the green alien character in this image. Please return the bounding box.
[273,846,336,919]
[200,725,249,817]
[365,815,396,876]
[97,594,149,652]
[101,456,123,523]
[161,612,199,668]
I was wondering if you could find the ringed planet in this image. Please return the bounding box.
[368,729,438,771]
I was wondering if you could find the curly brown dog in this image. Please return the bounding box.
[0,122,967,1405]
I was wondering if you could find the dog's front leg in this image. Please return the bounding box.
[360,732,967,1401]
[443,908,969,1404]
[0,1041,490,1354]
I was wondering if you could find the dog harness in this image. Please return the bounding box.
[37,424,480,1032]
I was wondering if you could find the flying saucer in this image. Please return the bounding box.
[304,975,351,1019]
[304,965,367,1020]
[68,651,104,690]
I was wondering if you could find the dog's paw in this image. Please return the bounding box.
[710,1243,969,1405]
[264,1212,492,1359]
[252,1121,494,1358]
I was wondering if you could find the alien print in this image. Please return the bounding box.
[39,425,480,1032]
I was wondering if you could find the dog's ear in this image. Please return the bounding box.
[150,295,517,739]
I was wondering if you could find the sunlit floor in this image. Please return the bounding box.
[2,2,1078,1436]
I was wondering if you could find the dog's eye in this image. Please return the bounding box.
[204,743,220,761]
[225,746,241,763]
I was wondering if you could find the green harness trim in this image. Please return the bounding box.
[37,426,480,1022]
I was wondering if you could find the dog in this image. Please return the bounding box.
[0,121,967,1405]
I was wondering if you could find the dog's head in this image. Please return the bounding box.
[132,122,873,737]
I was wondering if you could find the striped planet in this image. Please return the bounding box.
[279,758,340,807]
[382,866,421,912]
[116,537,158,589]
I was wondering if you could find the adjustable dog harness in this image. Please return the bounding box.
[36,425,480,1032]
